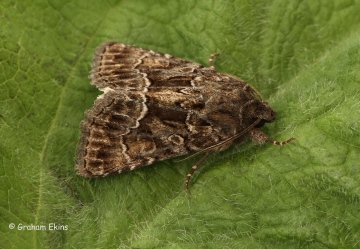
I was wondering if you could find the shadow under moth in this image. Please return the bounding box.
[76,42,294,190]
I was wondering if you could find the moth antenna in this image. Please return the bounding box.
[185,151,211,191]
[249,85,263,100]
[177,118,262,189]
[181,118,262,161]
[209,52,220,69]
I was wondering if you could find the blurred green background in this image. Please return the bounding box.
[1,0,359,248]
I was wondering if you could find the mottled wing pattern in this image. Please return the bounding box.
[90,42,204,90]
[76,42,258,177]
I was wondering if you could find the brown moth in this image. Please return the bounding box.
[76,42,294,190]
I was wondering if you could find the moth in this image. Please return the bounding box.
[76,42,294,190]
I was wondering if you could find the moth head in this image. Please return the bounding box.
[242,100,276,128]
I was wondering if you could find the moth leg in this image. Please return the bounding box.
[209,53,220,69]
[250,128,295,145]
[267,136,295,145]
[185,151,211,191]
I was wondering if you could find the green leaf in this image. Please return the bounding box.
[1,0,359,248]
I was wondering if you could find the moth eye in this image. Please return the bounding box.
[255,119,266,128]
